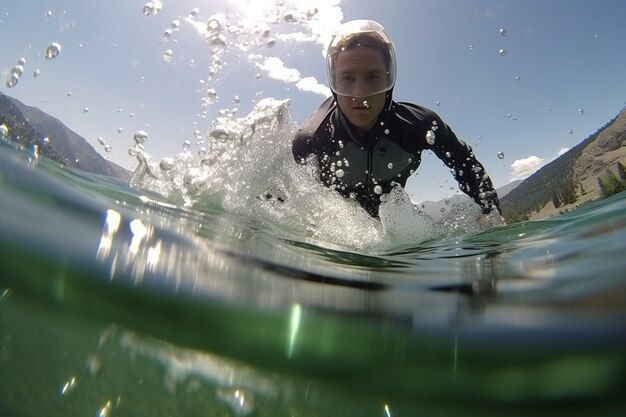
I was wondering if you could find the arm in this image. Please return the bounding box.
[429,119,501,215]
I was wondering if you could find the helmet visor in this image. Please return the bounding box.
[326,20,397,97]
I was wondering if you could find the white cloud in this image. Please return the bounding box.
[257,57,301,83]
[296,76,331,97]
[251,56,330,97]
[509,156,545,181]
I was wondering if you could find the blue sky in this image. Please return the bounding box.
[2,0,626,203]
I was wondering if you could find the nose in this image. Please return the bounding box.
[351,78,369,98]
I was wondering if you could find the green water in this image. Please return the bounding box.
[1,141,625,416]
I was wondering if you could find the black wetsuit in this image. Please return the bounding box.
[292,96,501,217]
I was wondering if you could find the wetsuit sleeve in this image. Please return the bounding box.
[292,96,335,164]
[430,121,501,214]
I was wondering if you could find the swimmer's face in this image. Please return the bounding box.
[334,47,387,132]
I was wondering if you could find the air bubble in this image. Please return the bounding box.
[387,162,393,169]
[362,100,369,107]
[335,169,345,178]
[578,108,584,115]
[499,28,508,37]
[45,42,62,59]
[374,185,383,195]
[499,49,506,57]
[497,151,504,159]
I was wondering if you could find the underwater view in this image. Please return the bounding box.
[2,1,626,416]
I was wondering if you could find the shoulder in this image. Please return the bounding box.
[393,101,444,126]
[295,96,336,141]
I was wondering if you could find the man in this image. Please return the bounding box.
[292,20,502,227]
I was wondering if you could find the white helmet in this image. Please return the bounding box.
[326,20,397,97]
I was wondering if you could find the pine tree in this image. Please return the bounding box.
[552,190,561,208]
[617,161,626,181]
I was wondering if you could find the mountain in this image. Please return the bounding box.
[500,107,626,221]
[0,92,130,180]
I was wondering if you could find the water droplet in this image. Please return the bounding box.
[45,42,62,59]
[207,18,222,35]
[60,377,77,396]
[104,145,112,153]
[117,127,123,133]
[5,75,18,88]
[162,49,173,62]
[11,65,23,78]
[18,57,26,65]
[46,10,53,18]
[142,1,162,16]
[499,49,506,57]
[163,28,173,39]
[190,7,200,17]
[374,185,383,195]
[33,68,40,77]
[499,28,508,37]
[426,130,436,145]
[497,151,504,159]
[435,101,441,107]
[134,130,148,144]
[578,108,584,115]
[387,162,393,169]
[267,38,276,48]
[362,100,369,107]
[83,107,89,113]
[469,44,474,50]
[160,158,175,171]
[384,129,390,135]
